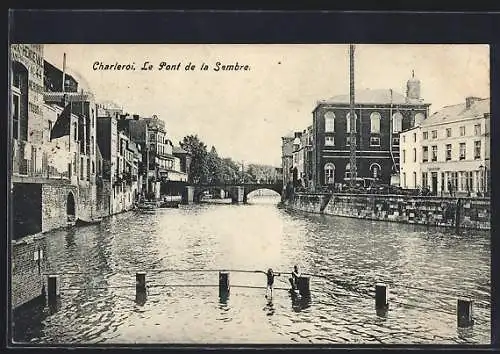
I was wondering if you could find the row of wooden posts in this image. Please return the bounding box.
[45,273,474,328]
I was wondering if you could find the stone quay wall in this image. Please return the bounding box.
[41,182,78,233]
[287,193,490,231]
[11,234,47,309]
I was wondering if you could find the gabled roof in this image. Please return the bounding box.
[318,88,426,106]
[421,98,489,127]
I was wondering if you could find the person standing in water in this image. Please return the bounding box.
[266,268,281,298]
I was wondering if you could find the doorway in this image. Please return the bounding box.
[431,172,438,196]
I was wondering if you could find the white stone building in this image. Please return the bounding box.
[400,96,490,196]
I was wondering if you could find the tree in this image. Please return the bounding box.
[207,146,223,184]
[179,135,209,184]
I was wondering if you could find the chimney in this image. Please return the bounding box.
[466,96,481,109]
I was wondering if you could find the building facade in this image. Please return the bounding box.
[400,96,490,196]
[311,74,430,190]
[281,135,294,190]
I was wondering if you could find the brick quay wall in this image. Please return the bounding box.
[286,193,490,231]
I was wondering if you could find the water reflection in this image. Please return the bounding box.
[291,292,311,313]
[263,298,275,316]
[13,196,490,344]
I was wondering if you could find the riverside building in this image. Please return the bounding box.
[310,72,431,191]
[400,96,490,196]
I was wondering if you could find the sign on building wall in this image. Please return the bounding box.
[10,44,45,135]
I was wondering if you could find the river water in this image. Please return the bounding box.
[12,195,491,345]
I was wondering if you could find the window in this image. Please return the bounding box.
[324,163,335,184]
[414,112,425,126]
[431,130,437,139]
[346,136,356,146]
[452,172,458,189]
[402,172,406,188]
[413,133,417,142]
[324,111,335,132]
[431,146,437,161]
[474,141,481,159]
[413,148,417,162]
[402,149,406,163]
[460,172,467,191]
[48,120,53,134]
[402,135,406,143]
[346,112,357,133]
[459,143,466,160]
[423,131,428,140]
[325,136,335,146]
[422,172,428,188]
[12,62,28,142]
[91,109,95,128]
[446,144,452,161]
[393,136,400,146]
[467,171,473,192]
[413,172,417,187]
[92,161,95,174]
[370,136,380,146]
[474,124,481,136]
[91,136,94,155]
[73,123,78,141]
[80,157,84,179]
[422,146,428,162]
[370,112,381,134]
[345,163,352,179]
[392,112,403,133]
[460,126,466,136]
[446,128,452,138]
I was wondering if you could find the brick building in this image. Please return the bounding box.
[311,73,431,190]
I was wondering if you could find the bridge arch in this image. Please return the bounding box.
[192,182,283,204]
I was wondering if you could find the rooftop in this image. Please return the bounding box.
[318,88,426,106]
[172,146,189,154]
[421,97,489,127]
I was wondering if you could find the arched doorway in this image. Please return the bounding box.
[324,163,335,185]
[66,192,75,218]
[369,163,381,179]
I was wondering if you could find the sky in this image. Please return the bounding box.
[43,44,490,166]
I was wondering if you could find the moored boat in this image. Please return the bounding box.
[137,200,159,210]
[75,217,103,226]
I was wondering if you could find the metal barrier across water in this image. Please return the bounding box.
[41,268,477,329]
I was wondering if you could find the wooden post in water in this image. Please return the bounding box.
[457,298,474,327]
[219,271,230,297]
[297,276,311,298]
[136,272,146,294]
[375,283,389,311]
[47,275,58,305]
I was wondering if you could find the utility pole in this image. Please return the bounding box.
[349,44,357,187]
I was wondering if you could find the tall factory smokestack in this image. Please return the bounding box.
[349,44,357,187]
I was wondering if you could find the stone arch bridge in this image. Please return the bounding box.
[189,182,283,204]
